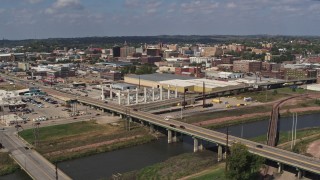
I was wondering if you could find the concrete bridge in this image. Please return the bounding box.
[42,87,320,179]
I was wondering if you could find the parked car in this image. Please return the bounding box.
[180,125,186,129]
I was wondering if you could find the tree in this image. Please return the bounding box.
[226,143,264,180]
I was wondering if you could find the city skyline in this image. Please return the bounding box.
[1,0,320,40]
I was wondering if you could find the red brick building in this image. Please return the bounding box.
[233,60,262,73]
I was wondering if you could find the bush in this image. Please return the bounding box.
[272,90,278,95]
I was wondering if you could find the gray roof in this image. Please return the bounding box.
[113,83,137,88]
[127,73,195,82]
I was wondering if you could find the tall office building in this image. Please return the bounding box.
[146,48,160,56]
[112,46,121,57]
[120,42,135,58]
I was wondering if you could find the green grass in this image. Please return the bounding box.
[121,151,217,180]
[19,121,156,163]
[250,127,320,144]
[19,121,105,142]
[188,164,226,180]
[0,152,19,176]
[186,105,272,124]
[291,135,320,155]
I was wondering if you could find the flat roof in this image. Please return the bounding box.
[159,78,240,89]
[127,73,195,82]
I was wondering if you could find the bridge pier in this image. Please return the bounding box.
[175,86,178,98]
[172,131,179,143]
[144,87,147,103]
[277,162,283,173]
[136,88,139,104]
[110,84,113,99]
[149,124,154,132]
[217,145,223,162]
[193,137,199,152]
[160,86,163,100]
[297,168,304,179]
[168,130,172,143]
[127,89,130,105]
[119,114,123,119]
[198,140,204,151]
[111,112,115,116]
[152,87,155,101]
[118,90,121,105]
[167,85,170,100]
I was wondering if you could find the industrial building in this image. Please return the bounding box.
[124,73,240,93]
[124,73,195,88]
[159,79,240,93]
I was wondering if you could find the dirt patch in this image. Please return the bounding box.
[45,135,143,157]
[192,106,320,126]
[306,140,320,158]
[95,115,120,124]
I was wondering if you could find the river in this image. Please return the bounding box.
[2,112,320,180]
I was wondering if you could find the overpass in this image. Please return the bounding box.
[1,130,71,180]
[42,87,320,178]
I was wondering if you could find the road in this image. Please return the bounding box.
[0,128,71,180]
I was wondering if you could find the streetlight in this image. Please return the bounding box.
[183,88,188,109]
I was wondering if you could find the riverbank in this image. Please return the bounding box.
[19,120,158,163]
[0,152,19,176]
[119,150,218,180]
[189,98,320,129]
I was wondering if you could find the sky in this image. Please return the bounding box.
[1,0,320,39]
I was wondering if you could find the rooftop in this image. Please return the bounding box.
[127,73,195,82]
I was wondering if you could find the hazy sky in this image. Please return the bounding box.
[1,0,320,39]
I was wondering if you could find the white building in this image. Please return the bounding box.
[218,72,244,79]
[2,114,24,126]
[189,57,214,67]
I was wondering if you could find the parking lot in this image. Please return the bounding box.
[2,95,103,126]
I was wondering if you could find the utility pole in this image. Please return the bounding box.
[294,113,297,146]
[291,113,295,150]
[265,86,268,101]
[202,81,205,108]
[138,75,140,89]
[33,122,40,147]
[183,88,187,109]
[225,127,229,172]
[55,162,58,180]
[241,121,243,138]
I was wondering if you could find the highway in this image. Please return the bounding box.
[42,87,320,175]
[4,74,320,176]
[0,129,71,180]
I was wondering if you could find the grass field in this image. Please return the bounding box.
[186,105,272,124]
[250,127,320,145]
[186,96,320,128]
[0,152,19,176]
[0,83,26,91]
[187,163,226,180]
[121,151,217,180]
[19,121,156,162]
[234,87,306,103]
